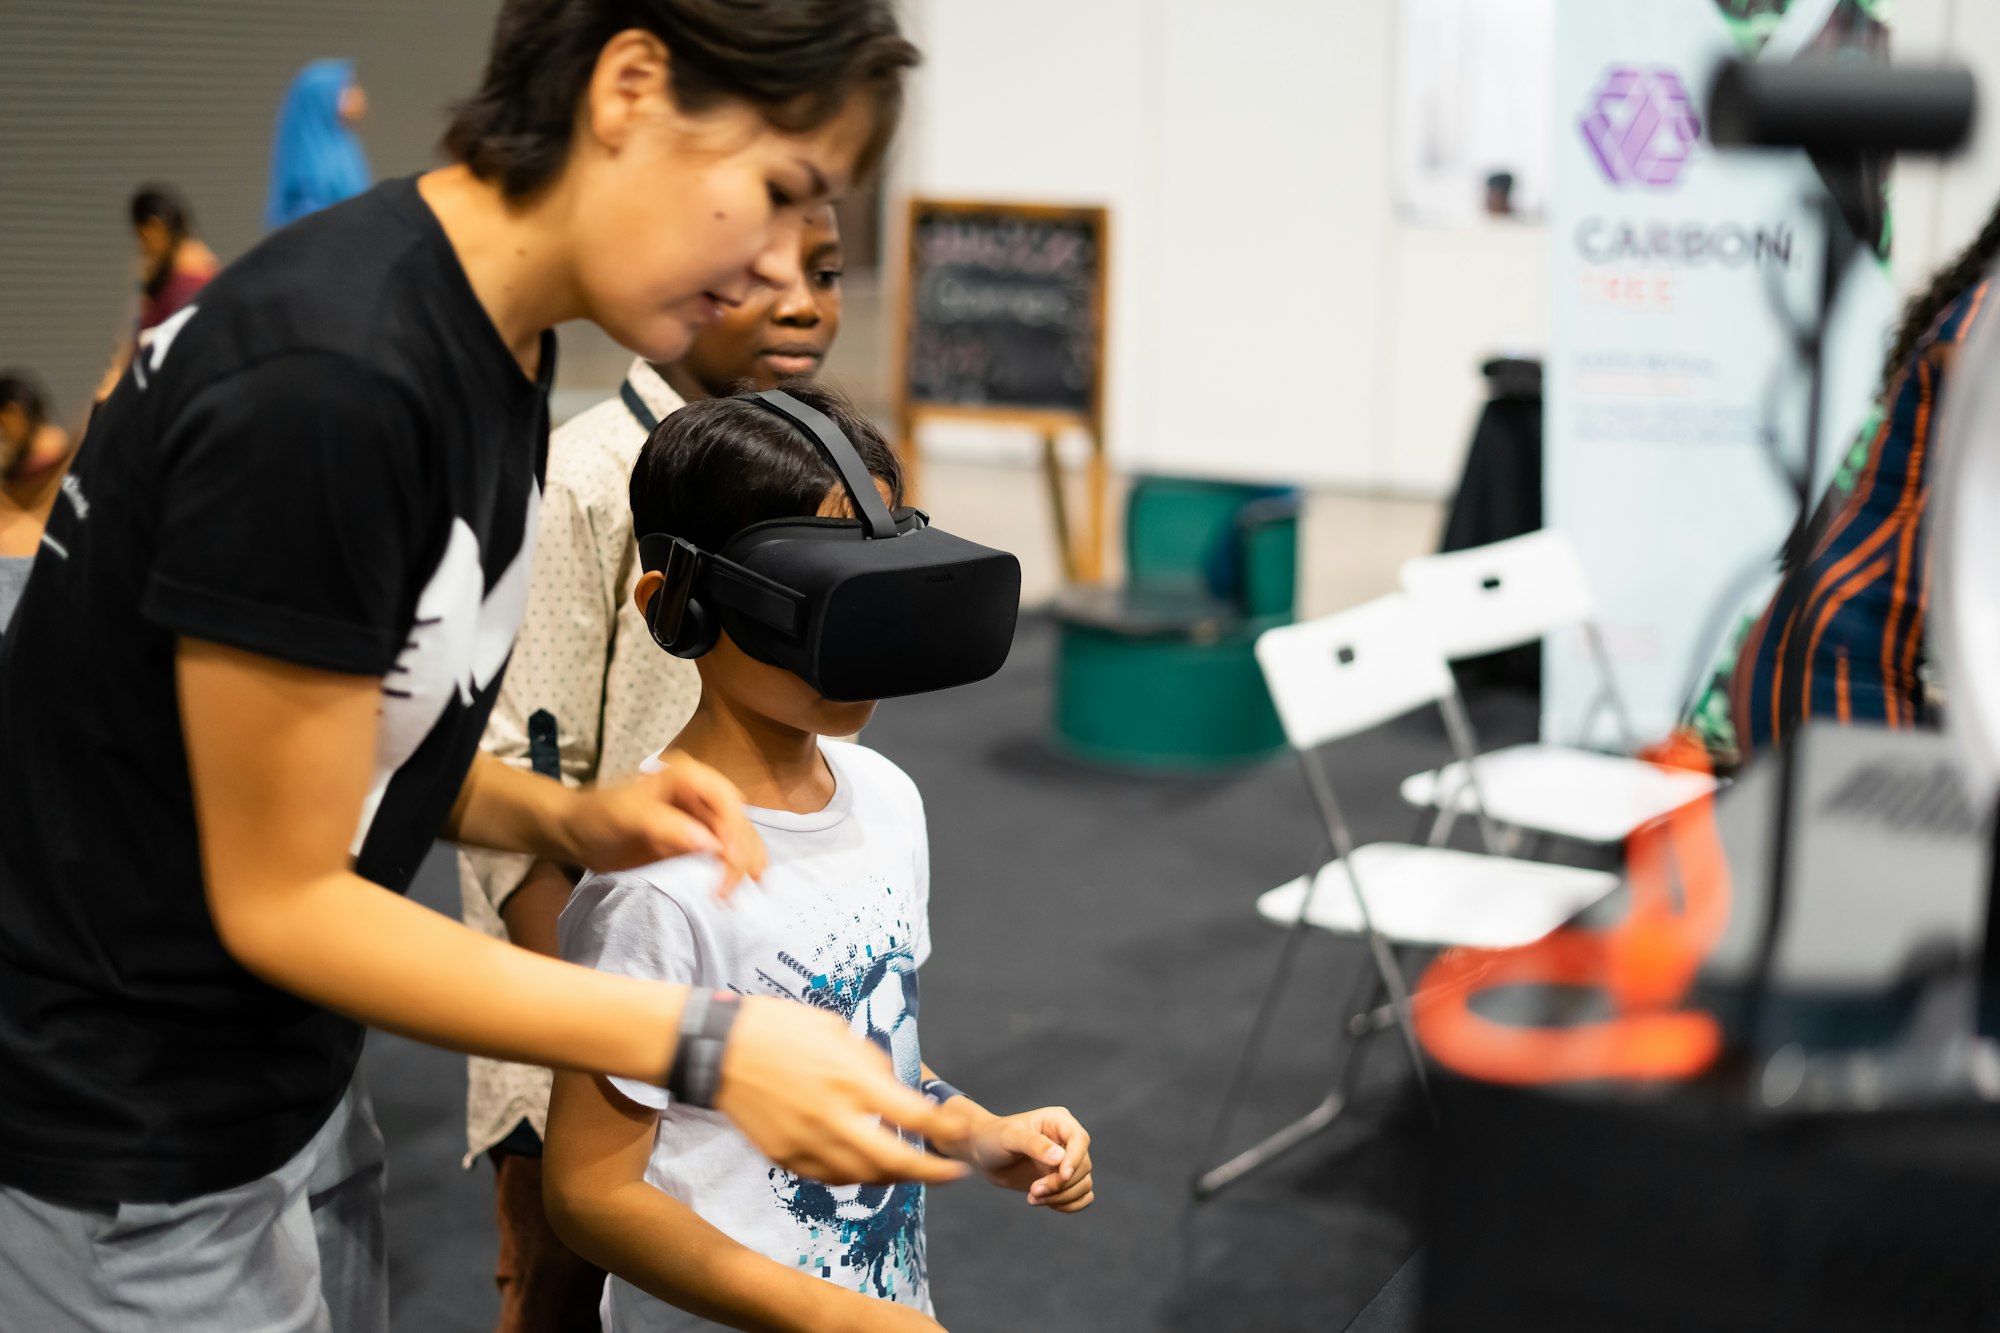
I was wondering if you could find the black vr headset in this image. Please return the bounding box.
[637,390,1022,702]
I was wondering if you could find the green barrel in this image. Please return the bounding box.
[1049,476,1300,772]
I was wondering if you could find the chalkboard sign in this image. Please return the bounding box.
[900,201,1107,417]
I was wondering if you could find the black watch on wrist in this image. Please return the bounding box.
[665,989,742,1109]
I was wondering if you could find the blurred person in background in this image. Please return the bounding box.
[1689,194,2000,762]
[132,184,220,334]
[0,372,71,636]
[267,58,373,229]
[0,5,945,1330]
[95,185,225,402]
[462,204,845,1332]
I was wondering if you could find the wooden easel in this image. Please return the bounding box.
[892,200,1110,584]
[892,403,1107,584]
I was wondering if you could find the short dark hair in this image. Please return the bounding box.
[631,383,904,554]
[130,184,196,300]
[130,184,192,236]
[0,371,49,434]
[445,0,919,201]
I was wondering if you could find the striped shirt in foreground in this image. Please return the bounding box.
[1726,278,1992,755]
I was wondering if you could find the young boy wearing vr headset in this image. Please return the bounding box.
[462,204,845,1331]
[542,385,1094,1331]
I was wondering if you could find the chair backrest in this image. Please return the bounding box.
[1398,529,1596,660]
[1254,594,1457,749]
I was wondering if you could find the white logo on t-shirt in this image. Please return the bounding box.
[350,485,540,854]
[60,475,89,521]
[131,304,199,391]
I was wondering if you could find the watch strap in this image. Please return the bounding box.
[665,990,741,1109]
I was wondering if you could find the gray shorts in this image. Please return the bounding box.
[0,1075,388,1332]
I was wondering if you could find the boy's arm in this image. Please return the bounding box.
[919,1064,1095,1214]
[177,637,965,1188]
[544,1070,946,1333]
[499,858,578,957]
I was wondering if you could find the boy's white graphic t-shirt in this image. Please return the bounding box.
[559,741,933,1331]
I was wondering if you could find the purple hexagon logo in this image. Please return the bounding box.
[1580,66,1702,188]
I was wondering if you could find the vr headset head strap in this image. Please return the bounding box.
[637,532,807,645]
[748,390,900,540]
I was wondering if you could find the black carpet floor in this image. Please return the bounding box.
[363,615,1541,1332]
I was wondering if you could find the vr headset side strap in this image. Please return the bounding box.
[638,533,808,639]
[748,390,899,540]
[704,557,808,638]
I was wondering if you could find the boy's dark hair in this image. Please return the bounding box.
[631,382,904,554]
[445,0,919,201]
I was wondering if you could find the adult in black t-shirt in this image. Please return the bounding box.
[0,5,960,1327]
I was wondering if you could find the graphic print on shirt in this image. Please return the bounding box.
[756,878,927,1303]
[352,494,539,854]
[131,302,199,390]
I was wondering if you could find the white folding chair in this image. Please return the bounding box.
[1398,530,1716,848]
[1191,595,1617,1199]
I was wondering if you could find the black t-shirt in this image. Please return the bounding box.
[0,177,551,1203]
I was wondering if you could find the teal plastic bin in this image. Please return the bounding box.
[1049,476,1300,770]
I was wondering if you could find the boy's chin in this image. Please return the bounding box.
[810,698,879,735]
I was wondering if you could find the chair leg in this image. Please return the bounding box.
[1352,945,1497,1036]
[1360,927,1436,1117]
[1193,744,1437,1200]
[1190,1093,1344,1201]
[1190,906,1320,1200]
[1191,949,1381,1201]
[1351,1003,1395,1037]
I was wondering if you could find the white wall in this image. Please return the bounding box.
[1891,0,2000,294]
[1138,0,1395,489]
[902,0,1498,493]
[1379,223,1548,491]
[895,0,1154,477]
[899,0,2000,497]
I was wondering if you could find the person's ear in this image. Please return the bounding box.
[586,28,673,155]
[634,567,667,620]
[812,477,896,519]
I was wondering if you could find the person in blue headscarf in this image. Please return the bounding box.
[266,59,371,230]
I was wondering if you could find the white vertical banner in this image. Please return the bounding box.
[1546,0,1894,743]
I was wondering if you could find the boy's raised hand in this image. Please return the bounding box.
[938,1106,1095,1213]
[717,998,974,1187]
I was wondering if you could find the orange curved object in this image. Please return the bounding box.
[1413,731,1731,1084]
